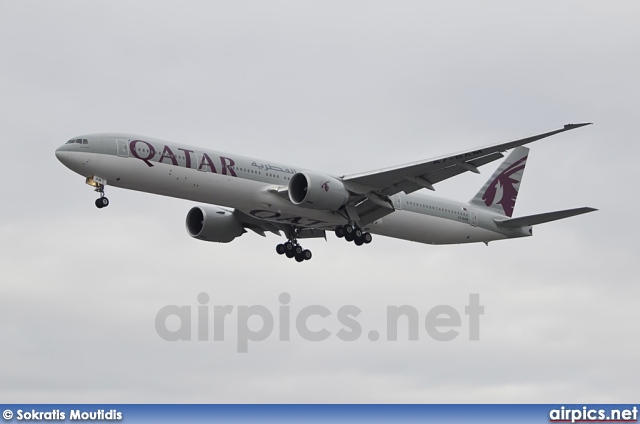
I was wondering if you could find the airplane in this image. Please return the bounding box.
[55,123,596,262]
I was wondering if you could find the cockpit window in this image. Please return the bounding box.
[65,138,89,145]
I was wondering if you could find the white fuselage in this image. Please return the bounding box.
[55,134,530,245]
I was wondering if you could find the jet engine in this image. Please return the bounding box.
[185,206,244,243]
[288,172,350,211]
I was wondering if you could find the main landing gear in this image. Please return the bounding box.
[276,242,313,262]
[276,229,312,262]
[335,224,372,246]
[94,184,109,209]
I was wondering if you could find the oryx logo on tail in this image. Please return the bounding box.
[470,146,529,217]
[482,156,527,217]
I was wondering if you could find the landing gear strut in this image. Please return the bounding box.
[276,229,312,262]
[335,224,372,246]
[94,184,109,209]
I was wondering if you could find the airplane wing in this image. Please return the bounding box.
[343,123,591,195]
[341,123,592,226]
[233,209,326,240]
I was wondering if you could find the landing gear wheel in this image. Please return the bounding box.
[363,232,373,244]
[95,197,109,208]
[354,236,364,246]
[345,232,354,242]
[302,249,312,261]
[354,228,363,238]
[335,227,345,238]
[344,224,354,235]
[278,227,313,261]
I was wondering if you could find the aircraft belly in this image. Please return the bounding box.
[369,210,506,245]
[92,155,348,227]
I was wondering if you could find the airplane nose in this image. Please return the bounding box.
[55,146,67,163]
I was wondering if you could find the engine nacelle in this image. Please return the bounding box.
[185,206,244,243]
[288,172,349,211]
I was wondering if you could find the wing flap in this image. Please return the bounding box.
[233,209,283,236]
[424,152,505,186]
[356,199,395,226]
[297,228,327,239]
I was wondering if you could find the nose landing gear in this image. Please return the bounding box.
[87,176,110,209]
[94,184,109,209]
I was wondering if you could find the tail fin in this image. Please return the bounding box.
[470,146,529,217]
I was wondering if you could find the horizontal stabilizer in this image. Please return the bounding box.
[494,207,597,228]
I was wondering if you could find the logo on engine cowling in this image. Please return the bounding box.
[321,181,330,192]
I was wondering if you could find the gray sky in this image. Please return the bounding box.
[1,0,638,403]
